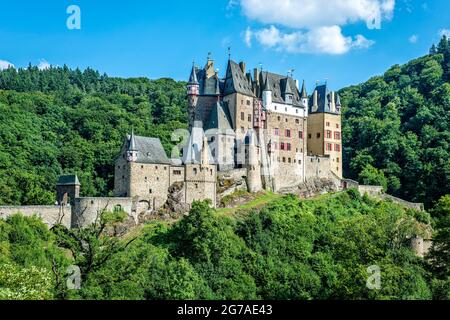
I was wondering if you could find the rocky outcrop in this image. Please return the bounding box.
[164,182,191,214]
[217,169,248,202]
[278,178,340,198]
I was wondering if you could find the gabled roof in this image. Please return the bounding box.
[57,174,80,186]
[309,84,339,114]
[204,101,234,133]
[223,60,255,97]
[126,135,171,164]
[259,71,303,107]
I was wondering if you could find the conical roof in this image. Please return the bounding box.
[188,64,198,84]
[301,80,308,98]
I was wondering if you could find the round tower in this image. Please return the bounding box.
[187,63,199,128]
[127,130,138,162]
[262,74,272,109]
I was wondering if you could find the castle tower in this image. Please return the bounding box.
[262,74,272,109]
[187,63,199,129]
[126,129,138,162]
[56,174,80,206]
[301,80,308,108]
[307,84,342,178]
[246,130,263,192]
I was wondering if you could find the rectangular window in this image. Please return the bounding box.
[280,142,285,150]
[274,128,279,136]
[326,130,332,139]
[326,143,333,151]
[335,144,341,152]
[308,134,312,139]
[334,132,341,140]
[285,129,291,138]
[248,114,252,122]
[173,170,182,175]
[241,112,245,120]
[247,100,251,106]
[299,131,303,139]
[336,124,340,129]
[287,143,291,151]
[326,122,330,127]
[317,133,321,138]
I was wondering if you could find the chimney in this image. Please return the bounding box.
[253,68,260,86]
[313,90,318,107]
[239,61,246,73]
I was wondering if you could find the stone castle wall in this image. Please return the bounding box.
[72,197,134,228]
[0,205,71,229]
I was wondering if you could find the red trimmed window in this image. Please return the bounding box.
[326,143,333,151]
[281,142,285,150]
[326,130,332,139]
[334,132,341,140]
[334,144,341,152]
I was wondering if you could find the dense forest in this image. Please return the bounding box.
[0,67,188,204]
[0,37,449,208]
[1,191,448,300]
[0,37,449,300]
[340,36,450,208]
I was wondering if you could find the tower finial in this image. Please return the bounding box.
[228,47,231,60]
[207,52,212,61]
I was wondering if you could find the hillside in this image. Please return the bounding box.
[2,190,448,300]
[0,67,187,205]
[340,36,450,208]
[0,38,449,208]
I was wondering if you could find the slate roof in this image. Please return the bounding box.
[126,135,171,164]
[223,60,255,97]
[259,71,303,107]
[204,101,234,133]
[188,65,198,84]
[308,84,340,114]
[57,174,80,186]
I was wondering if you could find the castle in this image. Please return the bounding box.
[0,55,345,229]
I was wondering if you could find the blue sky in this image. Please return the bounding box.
[0,0,449,90]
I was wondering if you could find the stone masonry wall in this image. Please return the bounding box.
[0,205,71,229]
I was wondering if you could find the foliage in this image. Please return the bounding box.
[1,192,442,300]
[0,66,187,205]
[340,36,450,208]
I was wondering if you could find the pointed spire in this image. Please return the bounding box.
[129,128,137,151]
[263,73,271,92]
[188,62,198,84]
[284,78,293,95]
[301,80,307,98]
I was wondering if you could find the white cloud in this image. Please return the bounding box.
[234,0,396,54]
[439,29,450,38]
[38,59,51,70]
[0,60,15,70]
[247,25,374,55]
[244,27,253,47]
[409,34,418,43]
[238,0,395,30]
